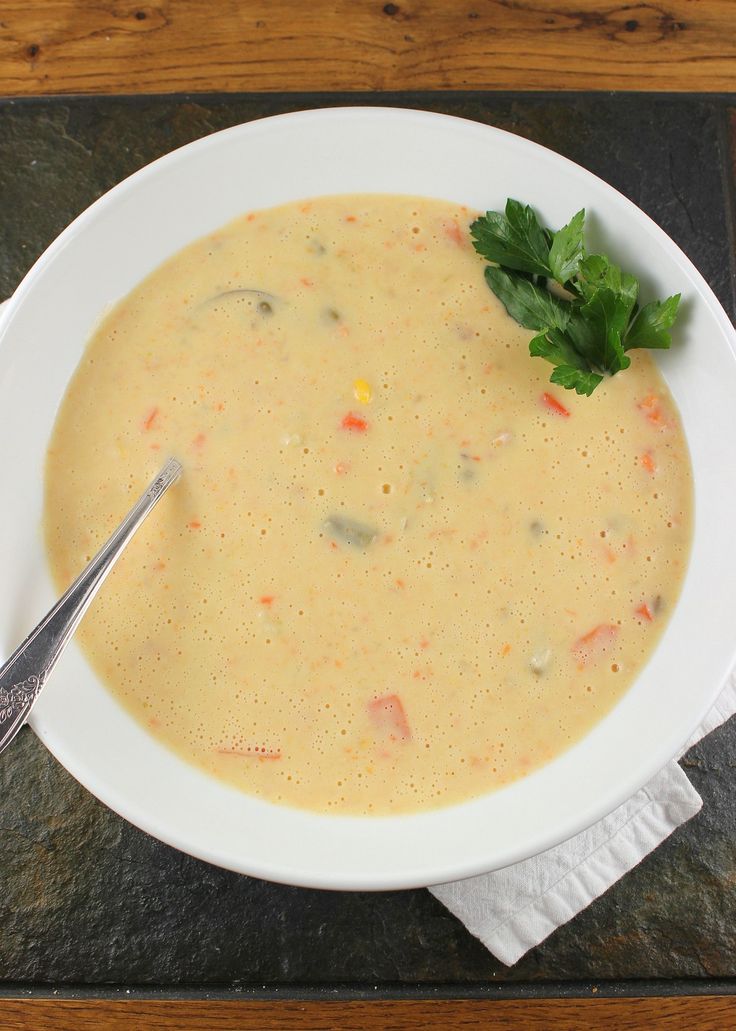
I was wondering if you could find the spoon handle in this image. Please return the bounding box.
[0,457,182,756]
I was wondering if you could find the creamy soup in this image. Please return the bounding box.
[45,195,693,815]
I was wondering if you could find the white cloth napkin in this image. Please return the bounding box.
[430,669,736,966]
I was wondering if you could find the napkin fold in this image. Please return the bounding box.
[430,669,736,966]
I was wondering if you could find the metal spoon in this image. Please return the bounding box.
[0,457,182,756]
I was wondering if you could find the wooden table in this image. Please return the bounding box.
[0,0,735,94]
[1,3,734,1029]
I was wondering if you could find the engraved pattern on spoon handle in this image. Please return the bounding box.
[0,457,182,756]
[0,673,46,755]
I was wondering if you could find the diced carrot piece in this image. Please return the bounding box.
[572,624,618,666]
[259,595,275,606]
[341,412,368,433]
[143,406,159,431]
[217,746,281,760]
[443,220,464,246]
[601,543,617,564]
[188,520,202,529]
[640,451,656,474]
[541,392,570,418]
[636,603,654,622]
[637,393,667,427]
[368,694,411,742]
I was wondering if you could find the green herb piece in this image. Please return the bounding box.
[577,255,638,314]
[484,267,570,332]
[470,199,552,276]
[471,200,681,395]
[548,208,586,285]
[324,514,379,550]
[529,330,603,396]
[625,294,681,351]
[550,365,604,396]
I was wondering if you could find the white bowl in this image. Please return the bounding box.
[1,107,735,890]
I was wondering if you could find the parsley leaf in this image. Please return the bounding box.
[550,365,604,396]
[548,209,586,285]
[471,199,552,276]
[529,330,603,396]
[576,288,632,374]
[578,254,638,318]
[472,199,681,394]
[484,267,570,331]
[625,294,681,350]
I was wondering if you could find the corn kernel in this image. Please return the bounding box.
[353,378,372,404]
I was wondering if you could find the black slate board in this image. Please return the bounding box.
[1,93,735,993]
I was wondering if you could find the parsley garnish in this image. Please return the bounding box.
[470,199,681,396]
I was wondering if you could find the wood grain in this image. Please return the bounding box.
[1,997,736,1030]
[0,0,734,96]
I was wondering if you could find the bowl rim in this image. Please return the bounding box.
[2,104,735,889]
